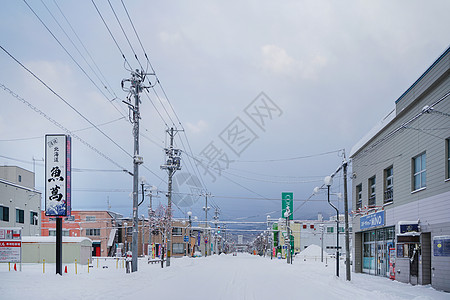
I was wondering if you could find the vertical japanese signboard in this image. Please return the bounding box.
[282,192,293,220]
[0,228,22,263]
[45,135,71,216]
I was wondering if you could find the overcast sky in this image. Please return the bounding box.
[1,1,449,224]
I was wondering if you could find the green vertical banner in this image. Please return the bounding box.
[282,192,293,220]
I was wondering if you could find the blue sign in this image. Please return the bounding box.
[184,236,189,243]
[360,211,384,230]
[399,223,419,234]
[433,236,450,257]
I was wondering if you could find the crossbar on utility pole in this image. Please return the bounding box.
[122,70,151,272]
[161,127,182,267]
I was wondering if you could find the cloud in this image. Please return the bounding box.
[186,120,208,134]
[159,31,182,44]
[261,44,297,74]
[261,45,327,79]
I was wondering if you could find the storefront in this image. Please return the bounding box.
[362,226,395,276]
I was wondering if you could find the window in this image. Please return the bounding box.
[16,209,24,224]
[86,228,100,236]
[65,215,75,221]
[310,224,315,229]
[413,153,426,190]
[86,216,96,221]
[339,227,344,233]
[446,139,450,180]
[356,184,362,210]
[172,227,183,236]
[49,230,70,236]
[384,166,393,203]
[0,206,9,222]
[368,176,376,207]
[302,224,307,229]
[30,211,38,225]
[172,243,184,254]
[327,227,334,233]
[18,175,22,182]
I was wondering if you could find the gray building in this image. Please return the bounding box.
[350,47,449,292]
[0,166,41,236]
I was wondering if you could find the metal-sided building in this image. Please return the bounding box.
[350,47,449,292]
[0,166,41,236]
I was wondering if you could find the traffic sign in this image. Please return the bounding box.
[184,236,189,243]
[282,192,293,220]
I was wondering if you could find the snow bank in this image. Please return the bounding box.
[296,244,329,260]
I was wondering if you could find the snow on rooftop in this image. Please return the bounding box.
[22,236,92,243]
[350,107,396,157]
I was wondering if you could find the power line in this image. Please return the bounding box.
[0,44,133,160]
[0,117,125,143]
[91,0,132,70]
[235,149,343,163]
[23,0,117,104]
[107,0,144,70]
[0,82,132,175]
[51,0,130,120]
[114,1,210,198]
[355,91,450,158]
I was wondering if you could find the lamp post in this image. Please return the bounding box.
[284,208,292,264]
[324,176,339,277]
[187,211,192,256]
[319,223,324,263]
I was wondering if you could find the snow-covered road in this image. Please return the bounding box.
[1,253,448,300]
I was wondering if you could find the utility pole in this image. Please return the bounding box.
[213,207,219,254]
[343,155,351,281]
[147,187,158,258]
[122,69,150,272]
[203,193,211,257]
[160,127,182,267]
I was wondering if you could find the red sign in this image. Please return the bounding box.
[0,228,22,263]
[0,241,21,247]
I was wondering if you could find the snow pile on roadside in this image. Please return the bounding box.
[296,244,329,260]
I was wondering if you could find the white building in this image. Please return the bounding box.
[273,213,352,258]
[0,166,41,236]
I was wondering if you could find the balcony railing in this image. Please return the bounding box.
[384,188,393,204]
[368,195,376,208]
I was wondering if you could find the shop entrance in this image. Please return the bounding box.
[363,226,395,277]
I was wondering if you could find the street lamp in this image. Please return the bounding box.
[325,176,340,277]
[187,211,192,256]
[314,175,340,277]
[319,223,324,263]
[284,208,292,264]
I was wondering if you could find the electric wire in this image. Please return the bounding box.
[0,117,124,142]
[0,44,133,160]
[91,0,132,71]
[107,0,144,71]
[119,0,210,198]
[235,149,343,163]
[41,0,115,100]
[0,82,132,174]
[355,90,450,157]
[23,0,117,105]
[52,0,130,120]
